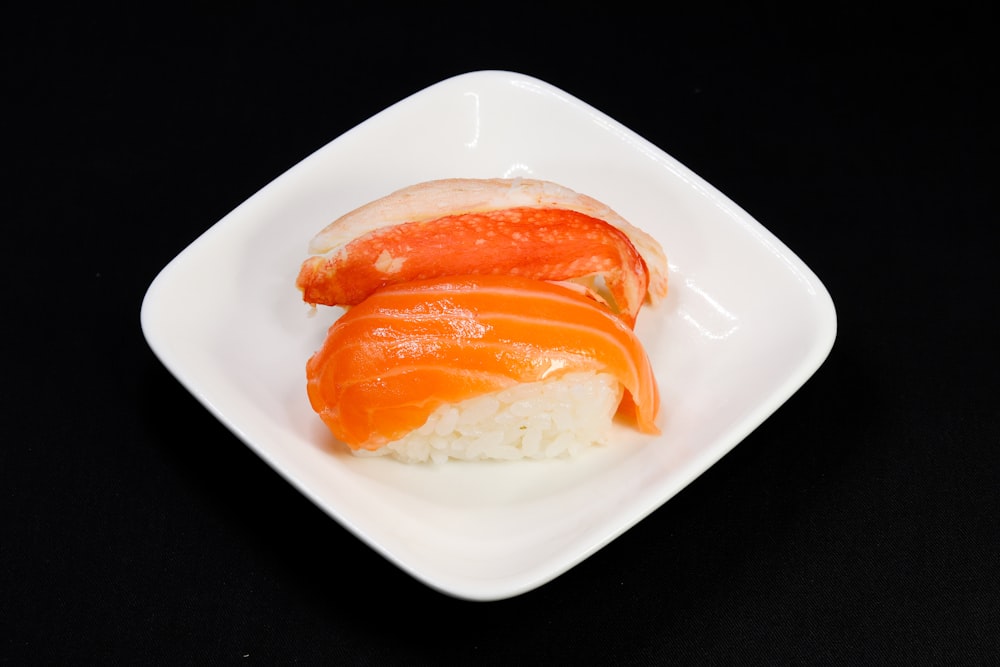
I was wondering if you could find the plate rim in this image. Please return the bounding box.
[140,69,837,601]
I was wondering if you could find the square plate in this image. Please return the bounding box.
[141,70,836,601]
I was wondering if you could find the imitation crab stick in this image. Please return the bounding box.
[296,178,668,327]
[305,274,661,451]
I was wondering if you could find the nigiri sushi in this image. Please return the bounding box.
[305,275,660,463]
[296,178,668,327]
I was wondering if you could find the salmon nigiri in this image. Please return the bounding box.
[305,275,660,463]
[296,178,668,327]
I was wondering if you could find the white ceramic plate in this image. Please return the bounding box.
[141,70,836,601]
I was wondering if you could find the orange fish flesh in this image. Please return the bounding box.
[305,274,660,451]
[297,207,651,327]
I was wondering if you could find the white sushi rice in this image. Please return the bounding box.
[359,371,624,464]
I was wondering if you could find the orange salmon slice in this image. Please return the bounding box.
[305,274,661,450]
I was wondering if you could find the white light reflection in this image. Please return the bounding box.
[678,277,740,340]
[503,163,534,178]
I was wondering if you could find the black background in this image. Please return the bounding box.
[5,5,997,664]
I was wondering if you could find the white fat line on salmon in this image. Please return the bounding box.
[331,302,643,369]
[329,330,643,401]
[332,314,487,338]
[326,335,610,366]
[332,364,524,390]
[331,311,639,366]
[358,281,606,304]
[351,283,626,317]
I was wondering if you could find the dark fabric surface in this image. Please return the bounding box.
[5,5,997,664]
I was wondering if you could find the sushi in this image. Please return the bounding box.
[305,275,660,463]
[296,178,668,462]
[296,177,668,327]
